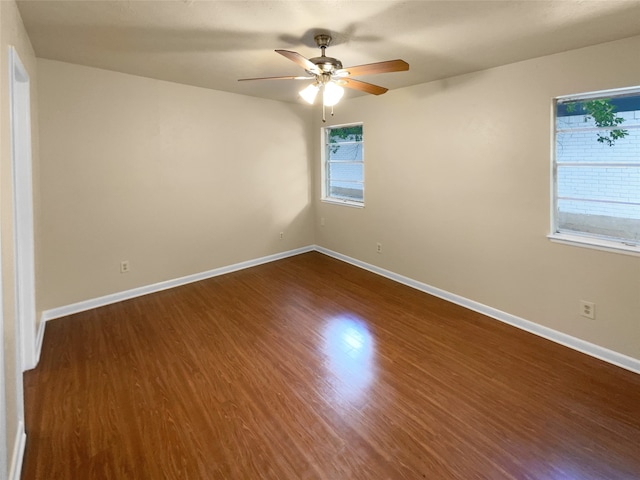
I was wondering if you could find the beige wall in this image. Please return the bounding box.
[1,0,40,475]
[38,36,640,364]
[315,35,640,361]
[37,59,314,310]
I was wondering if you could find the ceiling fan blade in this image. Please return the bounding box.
[275,50,320,73]
[238,75,314,82]
[342,78,388,95]
[336,59,409,77]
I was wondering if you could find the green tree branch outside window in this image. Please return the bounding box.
[329,125,363,154]
[566,98,629,146]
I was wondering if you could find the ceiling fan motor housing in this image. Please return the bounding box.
[308,56,343,74]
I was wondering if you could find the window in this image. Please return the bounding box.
[552,87,640,254]
[322,123,364,206]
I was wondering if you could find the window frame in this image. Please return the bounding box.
[549,86,640,257]
[321,122,365,208]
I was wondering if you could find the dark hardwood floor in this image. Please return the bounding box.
[23,252,640,479]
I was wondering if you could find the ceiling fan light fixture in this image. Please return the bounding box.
[323,81,344,107]
[299,83,320,104]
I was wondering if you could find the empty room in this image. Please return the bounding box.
[1,0,640,478]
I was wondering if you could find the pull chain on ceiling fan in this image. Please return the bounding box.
[239,34,409,121]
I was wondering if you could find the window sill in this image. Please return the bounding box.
[321,198,364,209]
[548,233,640,257]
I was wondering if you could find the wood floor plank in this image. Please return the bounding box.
[22,252,640,479]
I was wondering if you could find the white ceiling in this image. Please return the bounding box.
[16,0,640,104]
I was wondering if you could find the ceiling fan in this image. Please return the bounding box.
[238,34,409,121]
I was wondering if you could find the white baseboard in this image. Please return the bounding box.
[40,244,640,375]
[9,421,26,480]
[42,246,314,322]
[315,246,640,375]
[34,315,46,366]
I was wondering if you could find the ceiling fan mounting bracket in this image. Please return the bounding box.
[314,34,332,49]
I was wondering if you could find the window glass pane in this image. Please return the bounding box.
[557,166,640,212]
[328,125,363,144]
[554,89,640,246]
[328,162,363,182]
[324,123,364,204]
[557,202,640,243]
[556,130,639,164]
[557,103,640,130]
[329,142,363,161]
[329,181,363,202]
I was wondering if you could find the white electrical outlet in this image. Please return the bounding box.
[279,231,284,240]
[120,260,130,274]
[376,242,382,254]
[580,300,595,320]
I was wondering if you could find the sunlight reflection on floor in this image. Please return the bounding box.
[322,316,376,409]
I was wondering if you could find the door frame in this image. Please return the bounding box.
[9,46,36,373]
